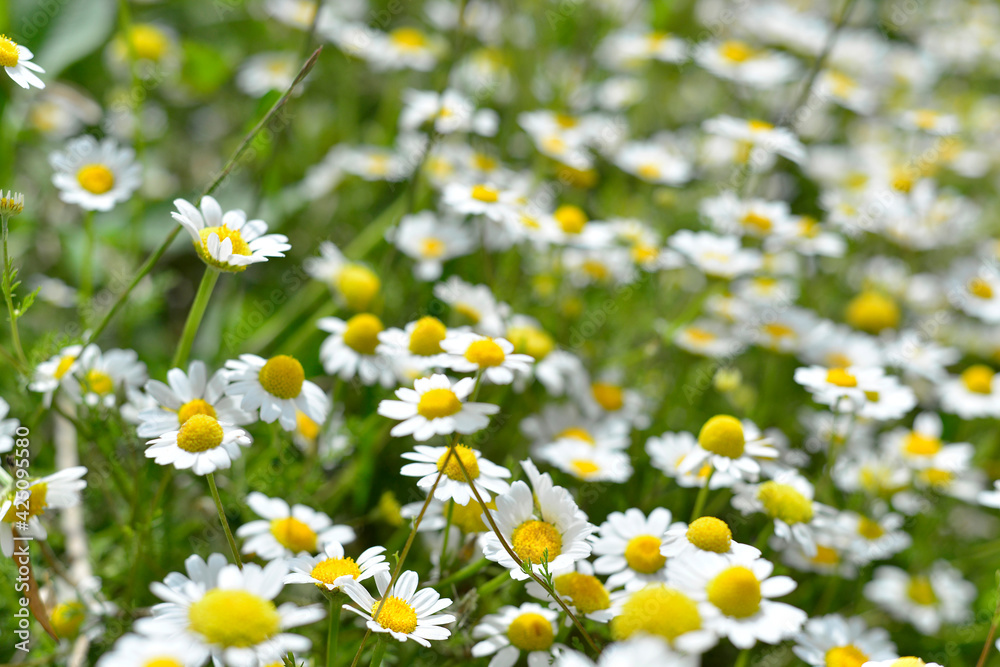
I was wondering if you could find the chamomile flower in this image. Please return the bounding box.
[612,139,692,185]
[376,316,453,371]
[388,211,477,281]
[607,583,718,653]
[225,354,330,431]
[96,633,209,667]
[732,470,835,557]
[400,444,511,506]
[0,398,20,454]
[660,516,761,560]
[441,332,533,384]
[837,510,912,564]
[525,560,623,623]
[137,361,254,438]
[442,180,523,224]
[473,603,562,667]
[172,196,290,272]
[0,34,45,89]
[144,414,252,475]
[554,635,696,667]
[1,466,87,557]
[537,440,633,483]
[303,241,381,310]
[399,88,498,135]
[939,364,1000,418]
[377,374,499,441]
[368,27,447,72]
[694,40,798,89]
[482,459,595,580]
[318,314,397,387]
[792,614,897,667]
[236,492,355,560]
[881,412,973,471]
[138,553,324,666]
[434,276,511,337]
[284,541,388,591]
[864,659,943,667]
[793,365,889,412]
[702,117,806,165]
[63,345,147,409]
[340,570,455,646]
[591,508,675,591]
[864,562,975,633]
[49,135,140,211]
[700,191,795,239]
[677,415,778,483]
[669,231,763,279]
[236,51,299,98]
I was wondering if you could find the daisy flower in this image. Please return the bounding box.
[442,180,523,224]
[144,414,252,475]
[62,344,147,408]
[377,373,499,441]
[701,117,805,165]
[525,560,623,623]
[864,660,943,667]
[434,276,511,337]
[96,633,209,667]
[863,562,975,633]
[612,139,692,185]
[673,320,741,359]
[472,602,562,667]
[172,196,290,273]
[521,403,630,452]
[700,190,795,238]
[284,541,389,592]
[536,440,633,483]
[793,365,889,412]
[388,211,477,281]
[1,34,44,89]
[225,353,330,432]
[731,470,835,557]
[836,510,912,564]
[554,635,696,667]
[607,583,718,654]
[939,364,1000,418]
[660,516,760,561]
[668,231,763,279]
[136,360,254,438]
[647,431,733,489]
[1,466,87,557]
[591,508,676,591]
[49,135,140,211]
[318,314,397,387]
[340,570,454,646]
[668,549,806,649]
[138,553,324,666]
[367,27,446,72]
[693,39,798,89]
[236,51,298,98]
[400,444,511,506]
[399,88,498,135]
[303,241,381,310]
[481,459,595,580]
[376,316,452,371]
[677,415,778,483]
[880,412,973,471]
[236,491,355,560]
[29,345,83,405]
[0,398,20,454]
[441,331,533,385]
[792,614,897,667]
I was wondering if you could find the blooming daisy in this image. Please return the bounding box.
[607,583,718,654]
[399,88,498,136]
[0,34,44,89]
[836,510,912,564]
[472,602,562,667]
[647,431,733,489]
[136,360,254,438]
[284,541,389,592]
[668,231,763,279]
[536,440,633,483]
[400,444,510,505]
[376,316,453,372]
[693,40,798,89]
[441,331,533,385]
[144,414,252,475]
[236,492,355,560]
[677,415,778,483]
[340,570,454,646]
[660,516,760,561]
[880,412,973,472]
[28,345,84,405]
[1,466,87,557]
[864,562,975,633]
[521,403,630,453]
[225,353,330,431]
[939,364,1000,418]
[172,196,290,272]
[792,614,897,667]
[731,470,835,557]
[554,635,696,667]
[612,139,692,185]
[701,117,806,165]
[318,314,397,387]
[434,276,511,337]
[138,553,324,666]
[96,632,209,667]
[388,211,477,281]
[442,180,523,225]
[49,135,141,211]
[62,344,147,409]
[591,508,676,591]
[525,560,623,623]
[236,51,299,98]
[377,373,499,441]
[793,365,890,412]
[303,241,381,311]
[0,398,20,454]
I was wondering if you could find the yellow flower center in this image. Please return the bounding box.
[188,589,280,648]
[471,184,499,202]
[686,516,732,553]
[969,278,994,299]
[342,313,384,355]
[176,414,224,453]
[454,302,481,324]
[919,468,953,488]
[811,545,840,566]
[610,584,701,641]
[389,27,427,50]
[296,411,320,440]
[511,519,562,564]
[436,445,479,481]
[961,365,995,394]
[269,517,317,553]
[907,576,937,606]
[128,24,170,61]
[507,612,554,651]
[0,35,20,68]
[86,369,114,395]
[144,659,185,667]
[420,238,445,259]
[416,388,462,419]
[698,415,745,459]
[371,596,418,634]
[258,355,305,399]
[741,212,773,233]
[464,338,506,367]
[706,566,761,618]
[591,382,624,411]
[557,427,595,444]
[624,534,667,574]
[857,517,885,540]
[310,556,361,586]
[50,602,86,640]
[451,498,494,533]
[3,482,47,522]
[570,459,600,478]
[76,164,116,195]
[555,113,578,128]
[825,367,858,388]
[892,659,927,667]
[336,264,381,311]
[748,119,774,132]
[196,226,252,271]
[177,398,216,425]
[825,645,869,667]
[758,482,814,524]
[408,316,447,356]
[554,205,588,234]
[637,163,661,180]
[506,326,555,361]
[473,153,498,171]
[686,327,717,343]
[903,431,941,457]
[719,40,755,63]
[554,572,611,614]
[54,355,77,379]
[845,291,900,333]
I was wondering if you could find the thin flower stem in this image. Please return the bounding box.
[327,591,343,667]
[477,569,510,597]
[1,214,27,369]
[975,572,1000,667]
[367,638,387,667]
[206,472,243,569]
[171,267,220,368]
[80,210,95,309]
[690,468,715,521]
[438,499,454,574]
[436,556,489,588]
[734,648,751,667]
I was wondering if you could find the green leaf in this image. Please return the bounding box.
[181,41,232,96]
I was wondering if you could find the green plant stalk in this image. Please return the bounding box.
[438,499,455,573]
[1,213,27,369]
[436,556,489,588]
[367,638,387,667]
[171,267,220,369]
[80,210,96,309]
[690,468,715,521]
[206,472,243,569]
[327,592,343,667]
[477,570,510,597]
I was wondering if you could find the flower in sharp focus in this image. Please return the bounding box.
[340,570,455,646]
[49,135,141,211]
[144,414,252,475]
[172,196,290,273]
[225,353,330,431]
[400,444,511,505]
[441,331,534,385]
[285,541,389,592]
[137,360,255,438]
[377,373,499,441]
[0,34,44,89]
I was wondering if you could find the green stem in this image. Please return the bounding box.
[477,570,510,597]
[327,592,342,667]
[172,267,220,368]
[690,468,715,521]
[206,472,243,569]
[438,499,454,572]
[367,639,387,667]
[436,556,489,588]
[80,210,95,309]
[734,648,751,667]
[1,214,27,369]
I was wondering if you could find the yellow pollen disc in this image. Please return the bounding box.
[811,545,840,565]
[686,517,732,553]
[436,445,480,481]
[825,645,869,667]
[707,566,761,618]
[903,432,941,457]
[507,612,554,651]
[748,119,774,132]
[416,388,462,419]
[471,184,499,203]
[758,481,813,524]
[845,291,900,334]
[454,302,481,324]
[178,398,216,425]
[3,482,47,522]
[511,520,562,564]
[258,355,305,399]
[420,238,445,259]
[372,596,418,634]
[582,260,610,281]
[472,153,497,171]
[310,556,361,586]
[408,317,447,356]
[864,390,880,402]
[763,322,795,340]
[129,24,170,61]
[919,468,953,488]
[698,415,745,459]
[50,601,86,640]
[969,278,994,299]
[961,365,995,394]
[892,659,927,667]
[0,35,20,68]
[54,355,76,379]
[336,264,381,310]
[591,382,624,411]
[451,498,494,533]
[686,327,716,343]
[554,572,611,614]
[555,113,578,128]
[825,367,858,388]
[296,410,320,440]
[176,414,224,453]
[907,576,937,605]
[390,27,427,50]
[144,659,185,667]
[624,534,667,574]
[270,516,318,553]
[637,163,661,180]
[188,589,280,648]
[857,517,885,540]
[554,205,588,234]
[464,338,506,367]
[632,244,658,264]
[342,313,384,355]
[610,584,701,641]
[558,427,595,444]
[570,459,600,478]
[196,226,251,271]
[506,326,555,361]
[86,369,114,395]
[741,212,773,233]
[542,135,567,154]
[76,164,116,195]
[720,40,755,63]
